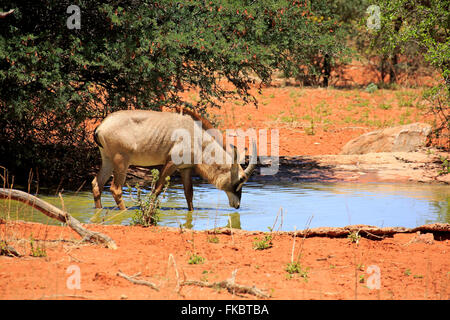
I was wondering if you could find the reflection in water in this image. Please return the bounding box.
[0,182,449,231]
[224,212,242,230]
[183,211,193,230]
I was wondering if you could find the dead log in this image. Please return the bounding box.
[412,223,450,233]
[286,225,410,239]
[0,9,14,18]
[0,188,117,249]
[284,223,450,239]
[0,240,21,257]
[211,223,450,240]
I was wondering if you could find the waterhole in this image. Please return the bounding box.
[2,182,448,231]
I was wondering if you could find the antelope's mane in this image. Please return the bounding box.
[164,106,216,132]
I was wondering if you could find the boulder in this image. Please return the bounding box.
[341,123,432,155]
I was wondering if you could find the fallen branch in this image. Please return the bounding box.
[209,223,450,240]
[0,240,21,257]
[181,269,269,298]
[117,270,159,291]
[285,224,450,239]
[0,188,117,249]
[0,9,14,18]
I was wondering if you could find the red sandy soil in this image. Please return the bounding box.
[209,86,427,156]
[83,62,442,157]
[1,64,448,300]
[184,63,441,156]
[0,221,448,300]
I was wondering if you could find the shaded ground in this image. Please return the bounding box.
[263,150,450,184]
[128,148,450,188]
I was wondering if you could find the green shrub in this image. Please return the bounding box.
[188,253,205,265]
[253,234,273,250]
[285,262,309,281]
[365,83,378,93]
[129,169,170,227]
[29,234,46,257]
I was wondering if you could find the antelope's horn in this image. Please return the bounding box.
[244,140,257,177]
[230,144,239,182]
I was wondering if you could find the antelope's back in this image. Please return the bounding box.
[95,110,195,166]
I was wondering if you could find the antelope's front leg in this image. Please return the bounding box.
[180,168,194,211]
[92,177,102,209]
[153,161,177,197]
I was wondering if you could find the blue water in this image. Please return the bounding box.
[1,182,448,231]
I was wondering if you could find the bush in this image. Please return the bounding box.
[129,169,170,227]
[0,0,353,188]
[361,0,449,149]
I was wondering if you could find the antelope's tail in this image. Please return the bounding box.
[93,126,103,148]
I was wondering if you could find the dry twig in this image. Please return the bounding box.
[0,240,21,257]
[117,270,159,291]
[166,253,182,292]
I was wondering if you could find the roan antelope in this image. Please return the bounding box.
[91,109,257,211]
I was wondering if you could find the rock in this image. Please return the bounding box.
[341,123,432,155]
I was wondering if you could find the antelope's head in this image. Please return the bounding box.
[225,141,257,209]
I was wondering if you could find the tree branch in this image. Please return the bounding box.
[117,270,159,291]
[0,9,14,18]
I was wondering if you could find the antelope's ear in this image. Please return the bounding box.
[230,144,239,163]
[230,144,239,183]
[235,175,246,191]
[229,144,246,164]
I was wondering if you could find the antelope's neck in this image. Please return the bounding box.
[194,163,232,191]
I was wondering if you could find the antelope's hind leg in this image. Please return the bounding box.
[110,154,129,210]
[92,155,114,209]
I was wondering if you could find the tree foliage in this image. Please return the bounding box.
[0,0,351,187]
[371,0,449,83]
[362,0,449,86]
[368,0,449,148]
[275,0,357,86]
